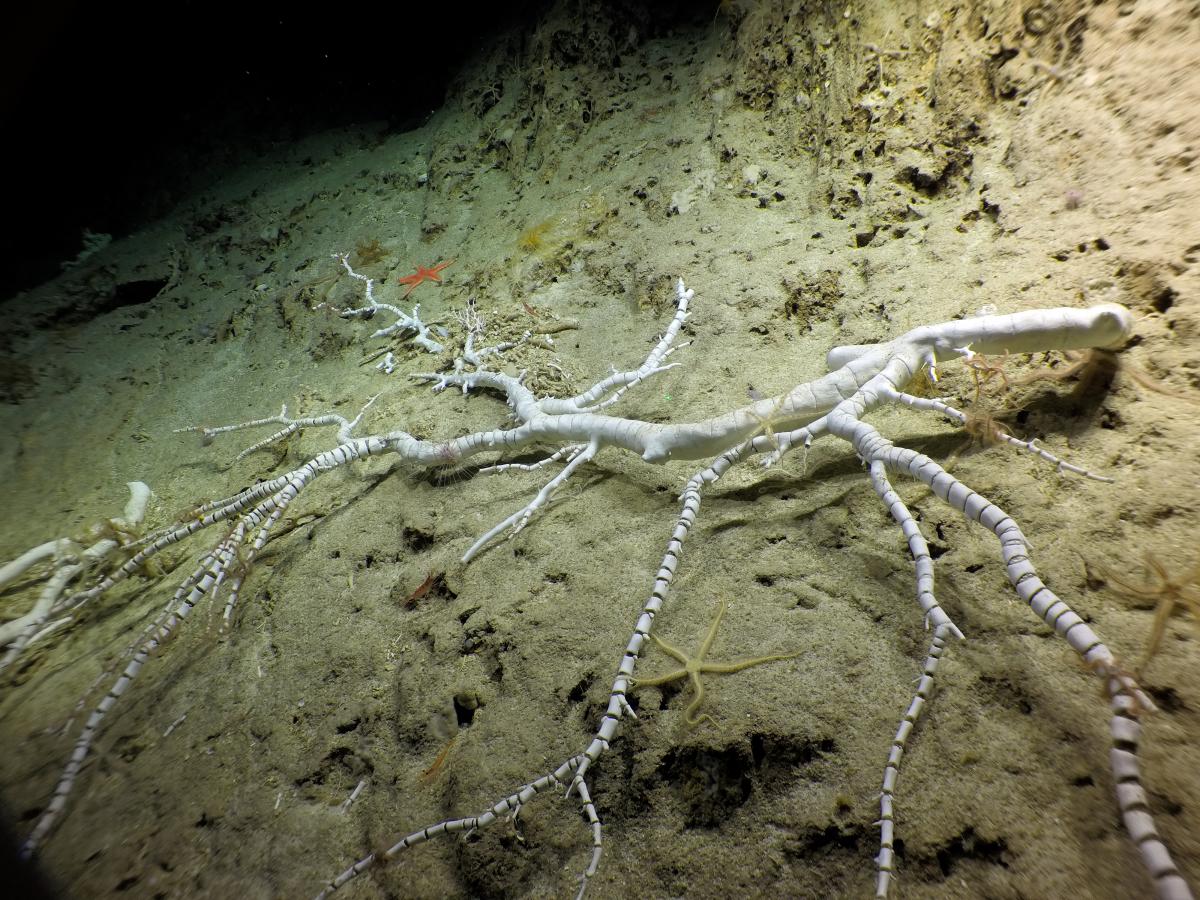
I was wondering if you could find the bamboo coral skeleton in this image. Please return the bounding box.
[6,279,1193,899]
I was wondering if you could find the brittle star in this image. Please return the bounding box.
[633,599,802,727]
[744,387,787,452]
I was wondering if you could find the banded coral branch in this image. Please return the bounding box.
[11,280,1190,899]
[0,482,152,673]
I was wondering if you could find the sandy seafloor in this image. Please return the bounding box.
[2,2,1199,898]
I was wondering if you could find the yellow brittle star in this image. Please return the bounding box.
[744,390,788,451]
[633,598,802,727]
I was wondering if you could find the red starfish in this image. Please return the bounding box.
[396,259,454,297]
